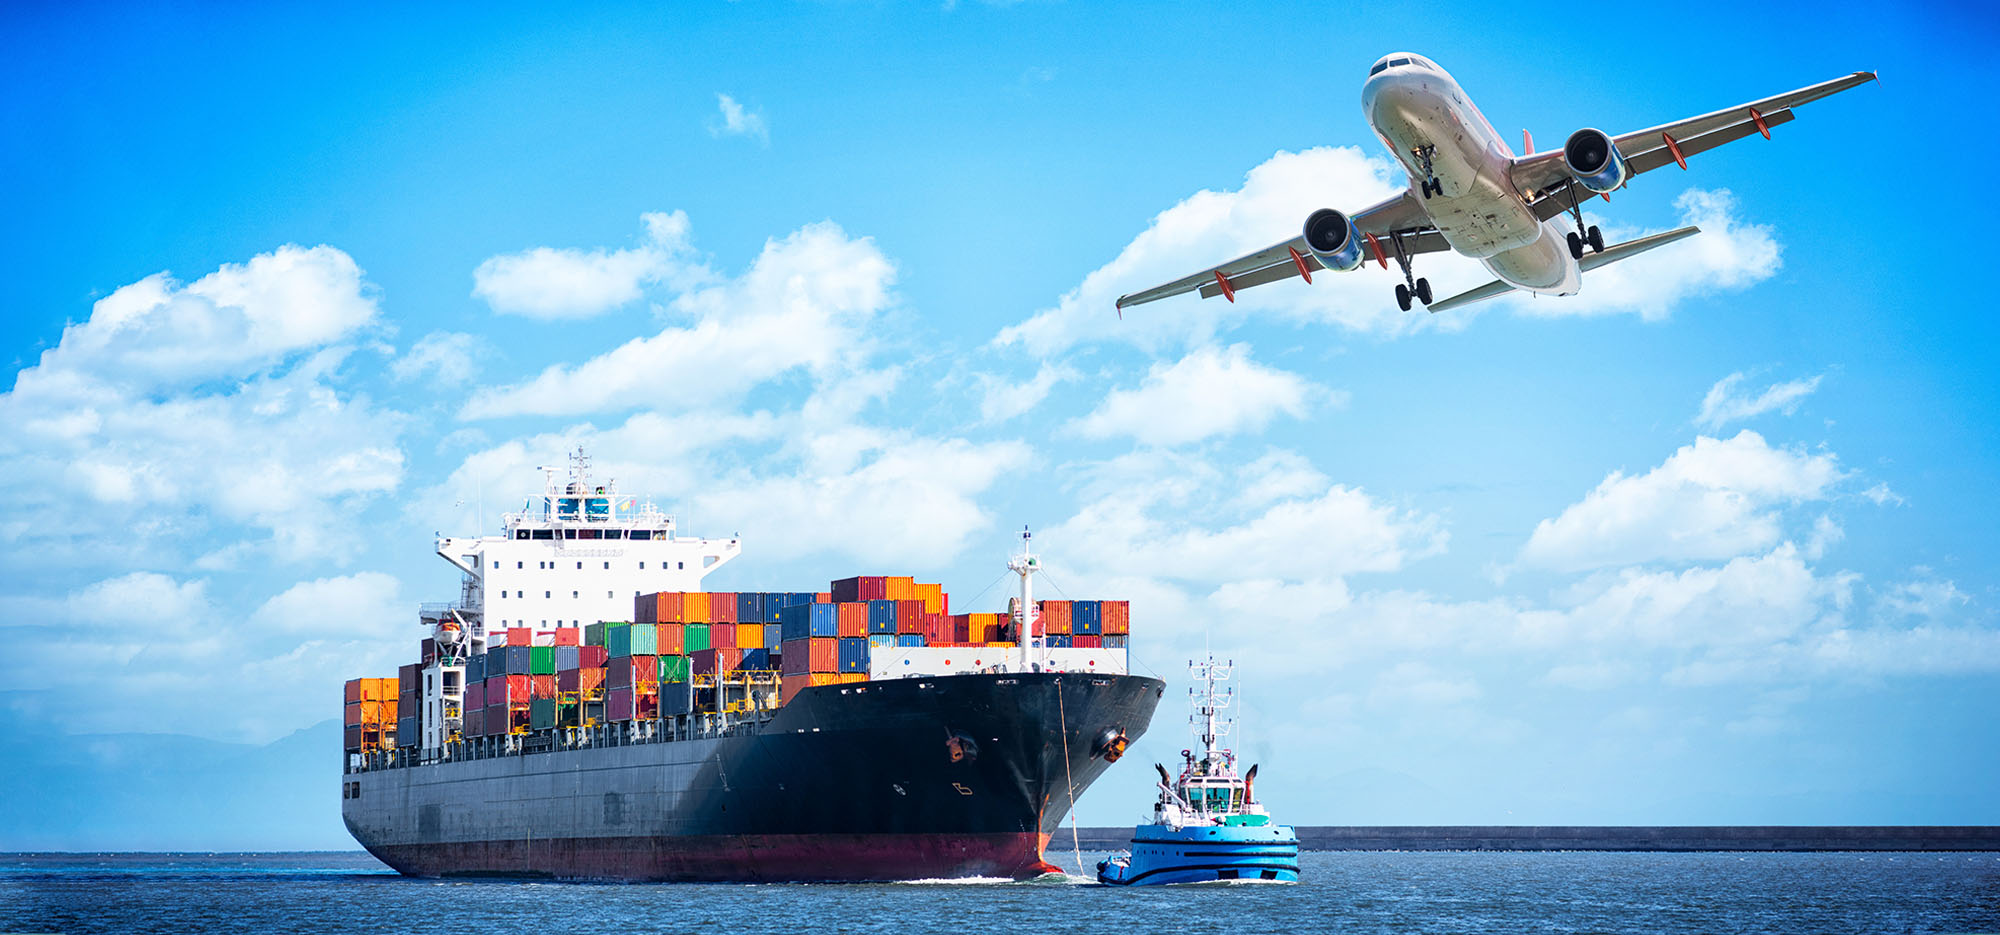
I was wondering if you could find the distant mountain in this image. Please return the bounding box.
[0,720,354,851]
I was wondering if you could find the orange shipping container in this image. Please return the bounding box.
[709,593,738,623]
[579,667,607,698]
[916,582,944,614]
[553,628,581,647]
[1039,600,1072,636]
[837,602,868,638]
[815,592,832,604]
[736,623,765,649]
[683,592,712,623]
[781,672,845,700]
[1104,600,1130,635]
[656,623,685,655]
[654,592,685,623]
[885,576,916,601]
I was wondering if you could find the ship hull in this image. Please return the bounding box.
[343,672,1163,882]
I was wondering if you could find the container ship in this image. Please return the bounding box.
[341,451,1163,881]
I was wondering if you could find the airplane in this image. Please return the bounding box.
[1114,54,1876,314]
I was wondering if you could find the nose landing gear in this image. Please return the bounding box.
[1413,145,1442,199]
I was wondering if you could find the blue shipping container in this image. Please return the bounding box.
[1103,634,1129,649]
[506,646,534,675]
[660,681,694,716]
[736,592,764,625]
[1045,635,1072,648]
[467,652,486,683]
[896,634,926,647]
[867,634,898,649]
[1074,600,1103,636]
[554,645,579,670]
[866,599,898,635]
[780,603,839,642]
[738,648,772,671]
[784,592,815,609]
[763,623,784,649]
[837,636,870,673]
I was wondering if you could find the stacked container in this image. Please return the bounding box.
[343,678,399,753]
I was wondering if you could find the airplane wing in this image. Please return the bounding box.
[1511,70,1878,218]
[1114,190,1444,310]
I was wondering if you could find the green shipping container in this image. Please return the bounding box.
[530,698,556,730]
[659,654,691,681]
[609,622,656,658]
[530,646,555,675]
[585,622,607,647]
[685,623,711,653]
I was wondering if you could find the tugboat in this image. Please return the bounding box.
[1096,656,1299,885]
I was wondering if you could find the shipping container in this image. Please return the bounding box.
[506,627,532,647]
[735,592,764,624]
[678,591,707,623]
[466,680,487,710]
[1073,600,1103,636]
[896,600,924,635]
[554,627,581,647]
[711,620,737,649]
[837,637,870,674]
[734,623,764,649]
[653,623,683,656]
[554,645,580,671]
[1046,635,1073,648]
[462,706,484,737]
[1103,600,1130,635]
[530,646,555,675]
[580,645,608,668]
[867,634,898,649]
[660,681,694,716]
[467,652,486,683]
[916,582,945,614]
[738,648,773,671]
[884,576,916,601]
[506,645,533,675]
[865,600,897,635]
[557,668,579,693]
[1072,636,1102,649]
[784,592,815,609]
[693,648,744,676]
[896,634,926,648]
[780,603,839,642]
[1038,600,1072,636]
[780,672,847,700]
[685,623,712,653]
[652,592,683,624]
[531,674,556,699]
[841,602,872,638]
[344,702,362,727]
[762,623,784,651]
[658,654,690,682]
[1102,634,1129,649]
[780,638,839,676]
[708,592,738,623]
[530,699,556,731]
[607,687,634,721]
[609,655,659,690]
[608,622,657,657]
[586,621,609,646]
[399,663,421,697]
[421,637,437,665]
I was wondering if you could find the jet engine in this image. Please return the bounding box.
[1302,208,1365,272]
[1563,128,1629,194]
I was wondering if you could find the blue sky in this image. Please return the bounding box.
[5,1,1998,847]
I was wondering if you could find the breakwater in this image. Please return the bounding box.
[1067,826,2000,851]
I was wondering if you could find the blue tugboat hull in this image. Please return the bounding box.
[1095,822,1299,885]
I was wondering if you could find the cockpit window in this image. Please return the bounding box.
[1389,57,1410,67]
[1369,62,1388,76]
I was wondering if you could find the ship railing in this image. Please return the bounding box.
[357,708,781,770]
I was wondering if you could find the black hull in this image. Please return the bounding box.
[344,672,1164,881]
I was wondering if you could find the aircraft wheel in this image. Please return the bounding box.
[1567,232,1583,260]
[1415,278,1433,305]
[1395,284,1412,312]
[1587,225,1605,253]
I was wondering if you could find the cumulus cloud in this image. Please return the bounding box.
[710,93,768,143]
[471,211,697,320]
[1517,431,1843,573]
[975,361,1077,423]
[390,331,487,387]
[463,219,894,420]
[1067,344,1329,446]
[1696,370,1824,430]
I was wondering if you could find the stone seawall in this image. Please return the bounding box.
[1066,826,2000,851]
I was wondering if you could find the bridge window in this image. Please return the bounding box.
[516,562,522,569]
[603,562,610,570]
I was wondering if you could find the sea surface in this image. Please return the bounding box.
[3,849,1997,934]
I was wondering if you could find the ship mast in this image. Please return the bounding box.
[1006,527,1040,673]
[1188,656,1233,769]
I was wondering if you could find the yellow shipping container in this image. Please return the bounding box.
[736,623,764,649]
[682,591,711,623]
[916,582,943,614]
[885,576,916,601]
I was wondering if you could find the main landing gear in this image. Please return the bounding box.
[1414,145,1442,199]
[1388,232,1431,312]
[1562,183,1604,260]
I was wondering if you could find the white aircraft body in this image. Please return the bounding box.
[1116,54,1876,313]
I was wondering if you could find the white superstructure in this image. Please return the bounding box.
[417,448,741,752]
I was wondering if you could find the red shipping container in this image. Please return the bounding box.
[579,667,606,697]
[344,679,361,704]
[532,675,556,699]
[557,669,579,693]
[711,621,738,649]
[709,593,738,623]
[463,706,483,737]
[1038,600,1072,636]
[780,638,840,675]
[344,702,362,726]
[836,603,868,638]
[421,637,437,664]
[656,623,685,656]
[1073,635,1103,649]
[896,600,924,634]
[607,687,635,721]
[466,681,486,710]
[506,627,531,647]
[1103,600,1130,635]
[660,592,687,623]
[554,628,581,647]
[815,592,832,603]
[580,645,608,668]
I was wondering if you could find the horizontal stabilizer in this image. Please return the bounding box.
[1427,225,1702,313]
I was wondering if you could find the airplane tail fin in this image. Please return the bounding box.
[1426,225,1702,313]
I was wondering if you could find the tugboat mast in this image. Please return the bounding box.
[1188,656,1233,770]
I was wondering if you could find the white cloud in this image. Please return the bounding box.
[1498,189,1781,321]
[1368,661,1480,708]
[390,331,487,387]
[15,244,376,389]
[710,93,768,144]
[470,211,696,320]
[1696,370,1824,430]
[975,361,1077,423]
[463,219,894,420]
[1517,431,1843,573]
[1878,575,1970,618]
[252,572,408,642]
[1068,344,1329,446]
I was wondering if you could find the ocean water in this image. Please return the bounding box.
[2,850,1996,934]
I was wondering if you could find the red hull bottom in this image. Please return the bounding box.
[368,832,1059,882]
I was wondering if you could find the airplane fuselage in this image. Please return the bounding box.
[1362,58,1581,295]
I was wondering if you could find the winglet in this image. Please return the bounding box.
[1522,129,1534,155]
